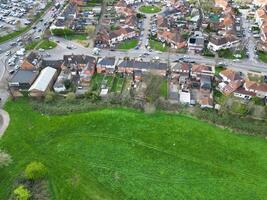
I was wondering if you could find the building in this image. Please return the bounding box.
[97,57,116,73]
[28,67,58,96]
[208,34,240,51]
[187,31,205,52]
[8,70,39,96]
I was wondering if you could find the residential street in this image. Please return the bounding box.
[46,36,267,74]
[241,9,257,63]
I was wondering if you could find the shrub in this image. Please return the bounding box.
[65,92,76,103]
[13,185,31,200]
[0,149,12,168]
[44,92,55,103]
[24,161,47,180]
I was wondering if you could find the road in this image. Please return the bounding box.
[241,9,258,63]
[46,36,267,74]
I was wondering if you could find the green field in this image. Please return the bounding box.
[38,40,57,50]
[149,39,168,52]
[1,99,267,199]
[139,5,161,14]
[117,39,138,49]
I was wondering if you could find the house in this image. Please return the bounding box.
[157,30,187,49]
[199,96,213,108]
[219,68,241,82]
[200,75,212,90]
[208,34,240,51]
[191,64,214,79]
[40,59,63,70]
[109,27,137,45]
[20,52,40,70]
[219,79,243,95]
[171,62,190,83]
[244,80,267,98]
[117,60,167,76]
[28,67,58,96]
[187,31,205,52]
[97,57,116,73]
[234,88,256,100]
[63,55,96,74]
[8,70,39,95]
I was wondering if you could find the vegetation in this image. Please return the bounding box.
[24,162,47,180]
[218,49,246,59]
[117,39,138,49]
[51,29,87,40]
[38,39,57,49]
[1,99,267,199]
[202,48,215,57]
[0,149,12,168]
[258,51,267,63]
[139,5,161,14]
[13,185,31,200]
[25,40,40,50]
[160,79,168,99]
[215,66,226,76]
[149,39,168,52]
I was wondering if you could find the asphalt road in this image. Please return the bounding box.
[46,36,267,74]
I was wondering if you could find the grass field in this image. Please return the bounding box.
[139,5,161,14]
[1,99,267,199]
[117,39,138,50]
[38,40,57,50]
[149,39,168,52]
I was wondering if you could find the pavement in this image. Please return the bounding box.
[46,36,267,74]
[0,109,10,138]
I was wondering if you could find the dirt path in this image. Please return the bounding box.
[0,109,10,138]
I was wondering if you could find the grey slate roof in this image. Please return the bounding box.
[9,69,38,84]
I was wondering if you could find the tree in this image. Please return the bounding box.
[0,149,12,168]
[24,161,47,180]
[13,185,31,200]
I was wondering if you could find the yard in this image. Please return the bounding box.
[139,5,161,14]
[117,39,138,50]
[1,99,267,199]
[111,75,124,93]
[149,39,168,52]
[258,51,267,63]
[89,73,104,93]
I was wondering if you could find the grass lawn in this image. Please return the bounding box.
[38,40,57,50]
[258,51,267,63]
[1,99,267,199]
[215,66,226,76]
[149,39,168,52]
[139,5,161,14]
[102,75,114,90]
[117,39,138,50]
[90,73,104,92]
[25,40,41,50]
[160,79,168,99]
[111,75,124,93]
[67,34,88,41]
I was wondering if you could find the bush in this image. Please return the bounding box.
[51,28,75,36]
[24,162,47,180]
[252,96,265,106]
[65,92,76,103]
[13,185,31,200]
[0,149,12,168]
[44,92,55,103]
